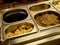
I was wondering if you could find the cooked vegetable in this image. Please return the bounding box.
[30,4,50,11]
[6,22,34,37]
[35,12,60,27]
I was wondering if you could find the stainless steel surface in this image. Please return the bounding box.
[7,25,60,45]
[25,35,60,45]
[27,1,53,14]
[1,6,31,25]
[29,4,50,11]
[3,9,28,23]
[0,0,60,45]
[34,11,60,27]
[1,6,37,41]
[27,1,60,31]
[2,19,38,41]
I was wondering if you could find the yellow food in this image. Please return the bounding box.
[53,0,60,6]
[6,22,34,37]
[7,32,14,37]
[14,29,22,35]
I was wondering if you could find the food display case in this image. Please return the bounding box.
[0,0,60,45]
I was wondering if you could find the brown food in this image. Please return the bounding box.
[30,4,50,11]
[35,13,60,27]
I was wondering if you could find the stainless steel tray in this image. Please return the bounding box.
[1,6,38,41]
[27,1,60,31]
[5,25,60,45]
[3,20,38,41]
[0,0,60,45]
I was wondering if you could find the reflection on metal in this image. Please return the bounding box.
[0,0,60,45]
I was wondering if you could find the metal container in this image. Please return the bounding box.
[0,6,38,41]
[3,9,28,23]
[27,1,60,31]
[2,20,38,41]
[1,1,60,45]
[0,12,2,43]
[2,6,31,25]
[34,10,60,30]
[29,4,50,11]
[27,1,54,14]
[25,35,60,45]
[2,38,60,45]
[5,25,60,45]
[50,0,60,11]
[0,13,2,27]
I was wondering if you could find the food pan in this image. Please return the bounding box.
[50,0,60,11]
[34,11,60,26]
[35,11,60,30]
[3,20,38,40]
[29,4,50,11]
[27,1,54,15]
[28,7,60,30]
[2,6,31,24]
